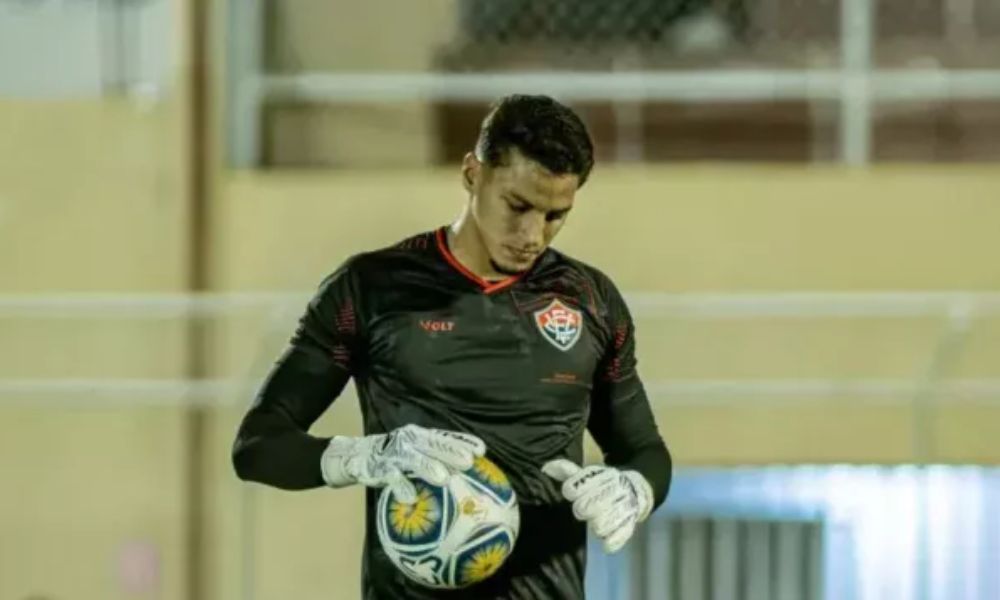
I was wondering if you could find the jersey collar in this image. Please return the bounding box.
[434,227,524,295]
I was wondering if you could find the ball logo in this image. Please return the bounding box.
[460,497,487,522]
[533,299,583,352]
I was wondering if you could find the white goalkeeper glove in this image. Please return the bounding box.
[321,424,486,504]
[542,459,654,553]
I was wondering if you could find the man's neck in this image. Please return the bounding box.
[446,210,508,282]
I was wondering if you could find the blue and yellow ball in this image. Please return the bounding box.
[376,456,520,589]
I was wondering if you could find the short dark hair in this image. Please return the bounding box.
[475,94,595,187]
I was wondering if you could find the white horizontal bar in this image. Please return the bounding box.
[873,70,1000,101]
[258,70,1000,103]
[261,71,844,103]
[1,292,1000,319]
[0,292,305,318]
[624,292,1000,318]
[646,379,1000,400]
[1,378,999,407]
[0,378,240,407]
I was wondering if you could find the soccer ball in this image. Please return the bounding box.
[376,455,520,589]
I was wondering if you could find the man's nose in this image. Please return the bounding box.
[516,213,546,249]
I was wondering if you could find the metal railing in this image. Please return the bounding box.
[226,0,1000,167]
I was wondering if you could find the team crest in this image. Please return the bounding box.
[533,299,583,351]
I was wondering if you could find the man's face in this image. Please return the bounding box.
[463,149,580,275]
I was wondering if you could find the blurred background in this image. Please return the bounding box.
[1,0,999,599]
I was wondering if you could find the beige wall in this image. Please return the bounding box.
[263,0,458,167]
[0,9,193,592]
[216,166,1000,291]
[0,405,188,600]
[0,99,190,292]
[0,97,193,600]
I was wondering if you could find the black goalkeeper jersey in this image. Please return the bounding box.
[233,227,671,600]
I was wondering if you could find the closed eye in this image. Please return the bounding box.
[506,198,532,214]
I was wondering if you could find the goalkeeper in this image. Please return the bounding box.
[233,94,672,599]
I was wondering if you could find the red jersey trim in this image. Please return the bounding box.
[434,227,521,295]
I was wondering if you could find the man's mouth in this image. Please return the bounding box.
[505,246,536,261]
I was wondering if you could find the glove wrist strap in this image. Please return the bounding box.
[320,436,361,488]
[624,470,655,522]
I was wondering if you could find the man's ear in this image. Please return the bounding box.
[461,152,480,194]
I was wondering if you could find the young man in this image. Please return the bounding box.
[233,94,672,599]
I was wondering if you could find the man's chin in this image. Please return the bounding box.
[489,259,530,277]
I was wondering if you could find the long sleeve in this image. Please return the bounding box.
[232,261,364,490]
[587,282,672,510]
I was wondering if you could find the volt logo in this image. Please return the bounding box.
[420,320,455,333]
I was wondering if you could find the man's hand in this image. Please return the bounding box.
[542,459,654,553]
[321,424,486,503]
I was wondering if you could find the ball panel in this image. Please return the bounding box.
[463,456,515,504]
[397,554,448,588]
[460,523,514,549]
[452,529,514,587]
[382,481,446,546]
